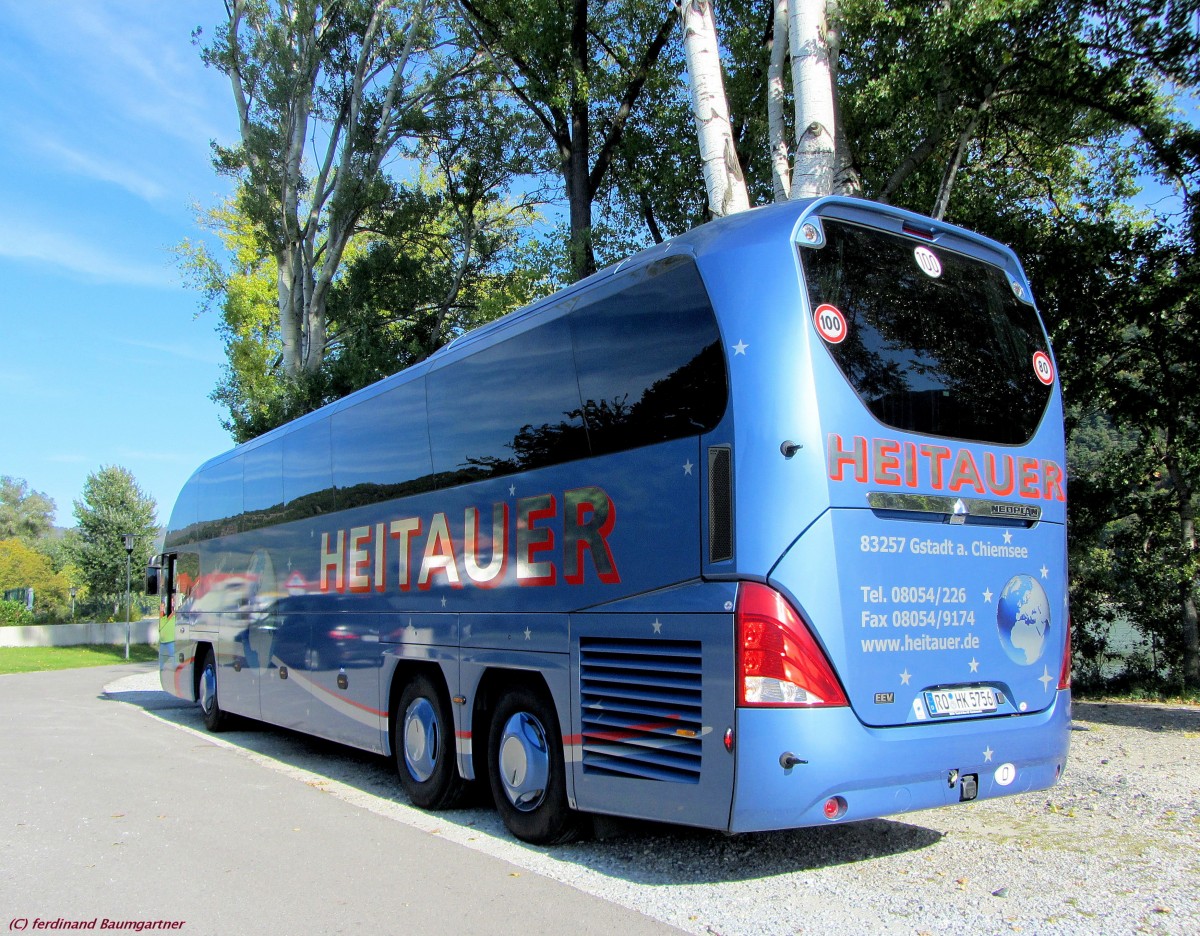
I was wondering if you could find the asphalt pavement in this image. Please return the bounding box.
[0,663,678,936]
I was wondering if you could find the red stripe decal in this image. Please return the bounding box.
[309,678,388,717]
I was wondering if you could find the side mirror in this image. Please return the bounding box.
[145,563,161,596]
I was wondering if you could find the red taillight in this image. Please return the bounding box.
[1058,616,1072,690]
[902,222,936,240]
[823,796,847,820]
[736,582,848,707]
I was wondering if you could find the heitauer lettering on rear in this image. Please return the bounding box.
[826,433,1065,501]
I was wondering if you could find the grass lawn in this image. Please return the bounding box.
[0,643,158,675]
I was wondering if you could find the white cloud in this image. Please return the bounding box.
[0,1,233,155]
[26,134,169,202]
[0,223,176,288]
[118,337,224,366]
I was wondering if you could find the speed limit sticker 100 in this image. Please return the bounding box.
[814,303,848,344]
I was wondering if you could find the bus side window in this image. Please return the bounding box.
[157,555,177,618]
[174,553,199,613]
[570,258,727,455]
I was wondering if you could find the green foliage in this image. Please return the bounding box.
[1061,218,1200,691]
[0,538,76,621]
[0,476,56,542]
[1004,201,1200,691]
[179,196,295,440]
[822,0,1199,219]
[0,600,33,628]
[68,467,158,620]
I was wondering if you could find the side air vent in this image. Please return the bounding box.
[579,637,703,784]
[708,445,733,562]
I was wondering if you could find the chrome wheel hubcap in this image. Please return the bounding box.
[498,712,549,812]
[200,664,216,715]
[403,697,439,782]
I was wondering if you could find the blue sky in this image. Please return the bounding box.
[0,1,236,527]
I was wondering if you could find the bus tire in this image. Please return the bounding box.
[487,685,582,845]
[395,674,467,810]
[198,649,230,733]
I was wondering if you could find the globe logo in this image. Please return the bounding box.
[996,575,1051,665]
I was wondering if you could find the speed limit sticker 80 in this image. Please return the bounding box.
[814,303,848,344]
[1032,350,1055,385]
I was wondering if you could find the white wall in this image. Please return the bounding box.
[0,619,159,648]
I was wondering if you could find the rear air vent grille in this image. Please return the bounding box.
[708,446,732,562]
[579,637,703,784]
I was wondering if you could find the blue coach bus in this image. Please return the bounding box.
[151,196,1071,844]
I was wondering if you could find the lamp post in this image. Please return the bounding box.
[69,586,77,621]
[122,534,135,661]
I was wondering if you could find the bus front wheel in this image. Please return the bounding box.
[487,685,582,845]
[395,674,467,810]
[198,649,230,732]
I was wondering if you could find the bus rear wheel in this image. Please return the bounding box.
[198,649,230,732]
[486,685,583,845]
[395,674,468,810]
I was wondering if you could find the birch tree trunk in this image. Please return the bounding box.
[768,0,791,202]
[788,0,837,198]
[679,0,750,217]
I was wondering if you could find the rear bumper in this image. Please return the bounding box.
[729,690,1071,832]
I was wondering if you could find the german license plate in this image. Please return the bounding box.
[924,687,997,717]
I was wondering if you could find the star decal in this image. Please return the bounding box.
[1040,564,1050,579]
[682,460,694,476]
[968,657,980,673]
[523,627,532,641]
[1003,530,1013,545]
[899,669,912,685]
[982,587,994,603]
[509,484,516,496]
[732,339,748,356]
[983,746,994,763]
[440,596,447,608]
[1039,665,1054,691]
[651,618,663,635]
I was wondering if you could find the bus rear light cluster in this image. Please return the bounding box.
[736,583,848,707]
[1058,617,1072,690]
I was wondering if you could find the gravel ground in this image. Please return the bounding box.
[108,673,1199,936]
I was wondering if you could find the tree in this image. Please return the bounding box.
[459,0,679,280]
[201,0,472,380]
[183,88,545,443]
[0,476,56,542]
[835,0,1199,218]
[1054,218,1200,690]
[69,467,157,621]
[0,538,75,620]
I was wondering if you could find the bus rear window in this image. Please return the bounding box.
[800,220,1053,445]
